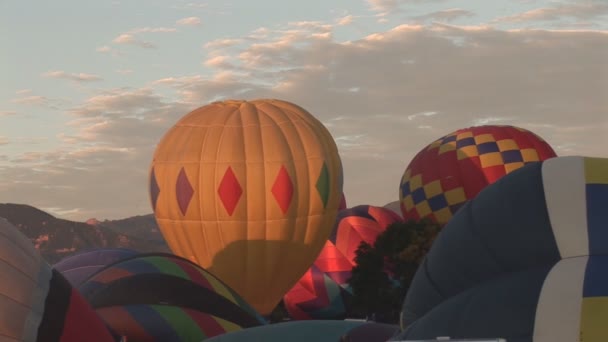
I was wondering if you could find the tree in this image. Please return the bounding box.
[347,219,441,323]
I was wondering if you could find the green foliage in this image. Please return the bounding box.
[347,219,441,323]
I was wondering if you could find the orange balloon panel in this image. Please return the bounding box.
[149,99,343,315]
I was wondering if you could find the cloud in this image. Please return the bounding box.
[494,1,608,23]
[129,27,177,34]
[176,16,201,26]
[366,0,448,13]
[0,137,9,145]
[337,15,355,26]
[112,34,156,48]
[116,69,134,74]
[42,70,102,82]
[2,22,607,221]
[411,8,475,22]
[0,111,17,117]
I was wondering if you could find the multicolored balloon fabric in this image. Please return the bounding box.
[53,248,139,286]
[0,217,115,342]
[78,253,266,341]
[399,125,556,224]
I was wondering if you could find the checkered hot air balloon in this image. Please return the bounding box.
[0,218,115,342]
[149,99,343,315]
[399,125,557,224]
[396,156,608,342]
[283,205,402,320]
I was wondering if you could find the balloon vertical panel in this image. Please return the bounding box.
[149,99,343,315]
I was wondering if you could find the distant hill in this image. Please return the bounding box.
[0,203,169,264]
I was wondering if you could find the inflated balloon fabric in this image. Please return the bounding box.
[53,248,138,286]
[0,218,114,342]
[396,156,608,342]
[79,253,265,341]
[399,125,556,224]
[149,99,343,315]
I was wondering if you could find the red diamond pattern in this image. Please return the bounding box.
[176,167,194,216]
[272,165,294,214]
[217,166,242,216]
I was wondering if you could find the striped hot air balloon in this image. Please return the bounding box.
[78,253,266,341]
[0,218,115,342]
[399,125,557,224]
[149,99,343,315]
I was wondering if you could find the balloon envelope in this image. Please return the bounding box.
[79,253,266,340]
[53,248,139,286]
[149,99,343,314]
[284,205,401,320]
[398,156,608,342]
[205,320,367,342]
[399,125,556,224]
[0,217,115,342]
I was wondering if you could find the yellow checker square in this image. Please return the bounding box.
[444,187,467,205]
[473,133,495,144]
[584,157,608,185]
[520,148,540,162]
[580,297,608,342]
[496,139,519,151]
[438,142,456,155]
[409,174,423,190]
[504,162,525,173]
[480,152,504,168]
[415,201,432,218]
[457,145,479,160]
[423,180,443,198]
[402,195,415,211]
[456,131,474,140]
[427,139,443,150]
[433,207,453,223]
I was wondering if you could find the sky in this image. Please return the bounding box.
[1,0,607,221]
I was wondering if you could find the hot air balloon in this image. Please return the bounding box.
[395,156,608,342]
[339,193,347,211]
[149,99,343,315]
[284,205,402,319]
[205,320,368,342]
[79,253,266,341]
[399,125,556,224]
[0,217,115,342]
[283,241,353,320]
[53,248,139,286]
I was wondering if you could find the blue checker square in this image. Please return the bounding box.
[586,184,608,256]
[442,135,457,144]
[427,194,449,211]
[400,181,411,197]
[583,255,608,297]
[477,142,499,154]
[456,137,476,148]
[411,187,427,204]
[502,150,524,163]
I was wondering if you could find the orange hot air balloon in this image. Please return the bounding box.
[149,99,343,315]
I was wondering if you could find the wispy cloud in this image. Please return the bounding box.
[176,16,201,26]
[2,22,607,220]
[0,137,9,145]
[0,111,17,117]
[112,34,156,48]
[411,9,475,23]
[42,70,102,82]
[494,1,608,23]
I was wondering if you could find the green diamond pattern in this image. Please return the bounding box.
[316,162,330,208]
